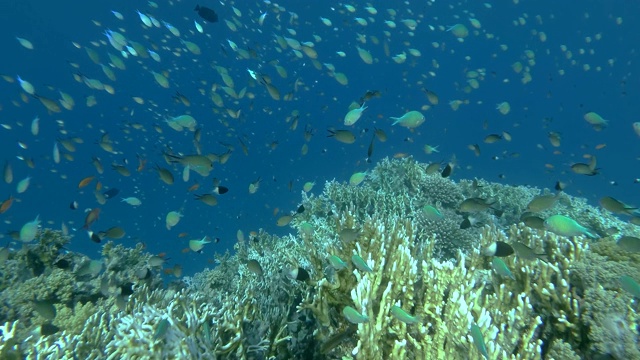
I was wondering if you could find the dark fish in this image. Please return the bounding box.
[120,282,134,296]
[482,241,514,257]
[460,217,472,229]
[195,5,218,23]
[41,323,60,336]
[89,231,102,243]
[288,267,310,281]
[366,135,374,163]
[103,188,120,199]
[296,205,305,214]
[214,185,228,195]
[441,163,452,178]
[54,258,70,269]
[359,90,381,103]
[69,201,79,210]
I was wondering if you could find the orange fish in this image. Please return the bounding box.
[137,156,147,172]
[0,196,14,214]
[83,208,101,229]
[178,232,189,238]
[78,176,95,189]
[95,181,103,191]
[187,182,200,192]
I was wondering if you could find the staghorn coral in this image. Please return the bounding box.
[3,158,639,359]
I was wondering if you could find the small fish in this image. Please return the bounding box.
[339,229,359,243]
[422,205,443,221]
[194,193,218,206]
[342,306,369,324]
[390,110,425,129]
[619,275,640,297]
[189,236,211,252]
[470,324,489,359]
[349,172,367,186]
[328,255,348,270]
[103,226,125,239]
[459,198,495,213]
[40,323,60,336]
[492,258,515,279]
[213,185,228,195]
[511,242,547,261]
[103,188,120,199]
[276,215,293,227]
[77,176,95,189]
[617,236,640,252]
[351,254,372,273]
[20,215,40,242]
[0,196,14,214]
[291,266,311,282]
[526,194,559,212]
[441,163,452,178]
[165,211,182,230]
[544,214,596,238]
[482,241,514,257]
[327,129,356,144]
[195,5,219,23]
[373,128,387,142]
[584,111,608,131]
[390,306,420,324]
[121,197,141,206]
[154,318,170,340]
[600,196,637,215]
[571,156,598,176]
[246,259,263,276]
[88,231,102,243]
[33,299,56,320]
[344,103,367,126]
[366,136,375,163]
[483,134,502,144]
[521,215,545,230]
[422,88,439,105]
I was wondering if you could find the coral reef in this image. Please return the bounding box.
[1,157,638,359]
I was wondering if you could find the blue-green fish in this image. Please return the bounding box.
[543,214,596,238]
[422,205,443,221]
[470,323,489,359]
[390,110,425,129]
[154,318,170,340]
[343,306,369,324]
[390,305,420,324]
[492,258,515,279]
[351,254,372,273]
[619,275,640,297]
[328,255,347,270]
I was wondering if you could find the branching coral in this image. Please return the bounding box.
[3,158,639,359]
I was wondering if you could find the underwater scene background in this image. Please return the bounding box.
[0,0,638,359]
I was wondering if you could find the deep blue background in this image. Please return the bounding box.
[0,0,638,276]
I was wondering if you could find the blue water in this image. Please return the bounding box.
[0,0,637,277]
